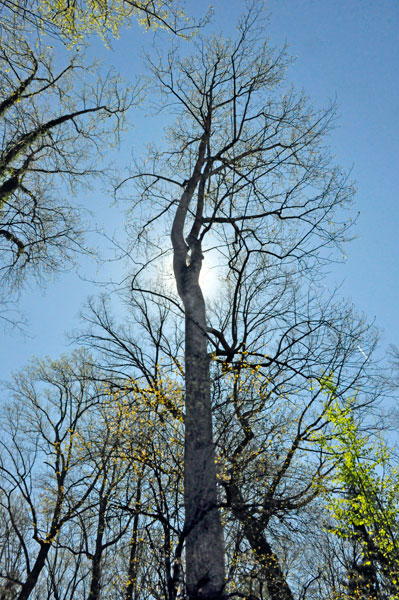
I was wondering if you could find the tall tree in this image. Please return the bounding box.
[120,4,364,597]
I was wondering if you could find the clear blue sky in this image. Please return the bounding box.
[1,0,398,381]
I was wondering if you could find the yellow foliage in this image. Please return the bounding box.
[36,0,193,43]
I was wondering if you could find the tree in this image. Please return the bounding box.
[210,323,379,600]
[0,342,189,600]
[0,16,132,322]
[116,4,371,598]
[315,396,399,599]
[77,295,189,599]
[0,351,111,600]
[0,495,31,599]
[0,0,208,43]
[74,286,379,600]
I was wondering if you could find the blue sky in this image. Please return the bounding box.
[1,0,398,381]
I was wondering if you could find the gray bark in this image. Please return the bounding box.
[171,142,226,599]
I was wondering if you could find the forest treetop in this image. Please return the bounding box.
[0,0,210,42]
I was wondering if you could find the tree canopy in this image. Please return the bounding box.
[0,0,206,42]
[0,4,135,324]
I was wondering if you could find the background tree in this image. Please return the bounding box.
[78,294,188,599]
[0,0,208,42]
[0,496,30,599]
[314,397,399,599]
[0,340,189,600]
[0,16,133,323]
[0,351,110,600]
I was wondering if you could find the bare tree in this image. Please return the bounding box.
[213,315,378,600]
[0,2,386,598]
[78,294,188,600]
[0,496,30,599]
[113,3,365,598]
[0,327,194,600]
[0,351,113,600]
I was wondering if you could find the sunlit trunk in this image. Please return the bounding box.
[172,175,226,598]
[183,286,226,599]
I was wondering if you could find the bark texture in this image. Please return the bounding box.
[87,496,107,600]
[171,151,226,599]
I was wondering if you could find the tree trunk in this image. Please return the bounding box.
[240,517,294,600]
[17,490,64,600]
[16,542,51,600]
[172,170,226,598]
[87,496,107,600]
[226,482,294,600]
[183,295,226,599]
[125,483,142,600]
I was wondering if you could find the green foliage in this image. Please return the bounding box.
[319,394,399,597]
